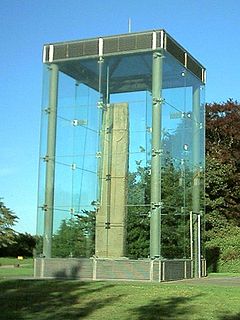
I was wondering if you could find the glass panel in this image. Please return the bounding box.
[160,54,205,258]
[37,64,100,257]
[37,47,205,259]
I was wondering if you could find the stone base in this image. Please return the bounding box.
[34,258,206,282]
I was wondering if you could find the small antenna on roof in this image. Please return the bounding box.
[128,18,132,33]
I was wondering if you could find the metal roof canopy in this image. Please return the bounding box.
[43,30,206,93]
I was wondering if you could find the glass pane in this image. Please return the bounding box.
[37,45,205,260]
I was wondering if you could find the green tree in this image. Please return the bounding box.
[126,162,190,259]
[0,200,18,248]
[0,232,36,257]
[205,100,240,270]
[126,165,150,258]
[161,161,191,259]
[52,210,95,258]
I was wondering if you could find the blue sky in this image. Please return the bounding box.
[1,0,240,234]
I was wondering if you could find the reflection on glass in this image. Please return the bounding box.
[37,39,205,260]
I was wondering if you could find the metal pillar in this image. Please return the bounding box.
[43,64,59,258]
[97,64,110,205]
[192,85,201,277]
[150,52,163,258]
[96,63,111,256]
[190,211,193,278]
[103,66,112,255]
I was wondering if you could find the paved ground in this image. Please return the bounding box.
[168,276,240,287]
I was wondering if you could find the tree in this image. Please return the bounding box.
[0,232,36,257]
[205,100,240,226]
[126,162,191,259]
[205,100,240,270]
[161,161,191,259]
[51,210,95,258]
[126,165,150,258]
[0,200,18,248]
[127,100,240,268]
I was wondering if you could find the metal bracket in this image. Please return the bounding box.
[182,112,191,119]
[105,174,111,181]
[105,222,111,229]
[151,202,163,210]
[42,204,48,211]
[44,107,50,114]
[97,101,107,110]
[98,56,104,64]
[106,125,113,134]
[152,148,163,157]
[153,51,163,59]
[72,119,87,126]
[91,200,100,208]
[71,163,76,170]
[153,97,165,105]
[96,152,101,158]
[43,155,49,162]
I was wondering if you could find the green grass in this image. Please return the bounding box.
[0,279,239,320]
[0,257,34,278]
[208,272,240,278]
[0,258,239,319]
[0,267,33,278]
[0,257,33,266]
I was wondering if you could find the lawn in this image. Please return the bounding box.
[0,277,240,320]
[0,257,33,266]
[0,257,34,278]
[0,258,239,319]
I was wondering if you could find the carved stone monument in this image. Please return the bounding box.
[95,103,129,258]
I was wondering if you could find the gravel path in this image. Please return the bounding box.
[168,276,240,287]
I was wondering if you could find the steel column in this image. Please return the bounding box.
[43,64,59,258]
[192,85,201,277]
[150,51,163,258]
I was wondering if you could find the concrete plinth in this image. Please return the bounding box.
[34,257,202,282]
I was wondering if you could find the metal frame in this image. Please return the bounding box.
[43,64,59,258]
[40,30,205,274]
[43,30,206,84]
[150,51,163,258]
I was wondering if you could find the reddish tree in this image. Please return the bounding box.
[205,99,240,223]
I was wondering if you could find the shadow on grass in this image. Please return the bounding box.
[0,278,121,320]
[130,295,200,320]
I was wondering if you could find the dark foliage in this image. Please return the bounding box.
[205,99,240,221]
[0,232,36,257]
[126,163,191,259]
[51,210,96,258]
[0,200,18,248]
[205,100,240,270]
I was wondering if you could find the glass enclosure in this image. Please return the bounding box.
[37,30,205,266]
